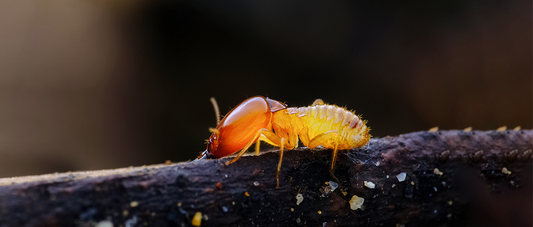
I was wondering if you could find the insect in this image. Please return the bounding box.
[198,96,370,188]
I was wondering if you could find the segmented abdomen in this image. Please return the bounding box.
[273,104,370,150]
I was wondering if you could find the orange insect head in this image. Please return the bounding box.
[200,96,286,159]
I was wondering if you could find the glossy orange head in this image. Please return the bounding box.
[200,96,286,159]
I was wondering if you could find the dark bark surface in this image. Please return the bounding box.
[0,130,531,227]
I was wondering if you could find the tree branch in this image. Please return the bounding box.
[0,130,531,227]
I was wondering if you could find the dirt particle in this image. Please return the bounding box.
[296,193,304,205]
[329,181,338,191]
[349,195,364,210]
[439,150,450,161]
[506,150,518,162]
[130,201,139,207]
[502,167,512,175]
[192,212,202,226]
[433,168,443,176]
[396,172,406,182]
[95,221,113,227]
[341,189,348,196]
[364,181,375,189]
[471,150,484,162]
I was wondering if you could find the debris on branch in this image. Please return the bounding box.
[0,130,531,227]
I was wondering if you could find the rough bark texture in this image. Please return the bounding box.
[0,130,531,227]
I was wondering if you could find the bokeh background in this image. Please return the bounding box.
[0,0,530,178]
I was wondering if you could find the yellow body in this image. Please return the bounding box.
[224,99,370,188]
[269,104,370,150]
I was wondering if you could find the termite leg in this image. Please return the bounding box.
[226,129,285,165]
[225,128,293,189]
[253,130,293,188]
[329,134,340,182]
[307,130,340,182]
[276,138,285,189]
[307,130,338,149]
[259,134,279,147]
[255,133,283,155]
[311,99,325,106]
[260,130,295,188]
[255,139,261,156]
[226,128,271,165]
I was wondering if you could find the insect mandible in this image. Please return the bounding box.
[198,96,370,188]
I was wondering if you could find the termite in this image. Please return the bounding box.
[198,96,370,188]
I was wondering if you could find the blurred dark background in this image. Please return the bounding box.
[0,0,530,178]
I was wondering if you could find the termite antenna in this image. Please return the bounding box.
[210,97,221,125]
